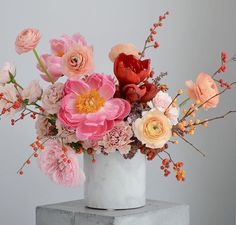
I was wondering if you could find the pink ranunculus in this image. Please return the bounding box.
[148,91,179,125]
[15,28,41,54]
[50,33,87,56]
[0,62,15,86]
[37,54,63,82]
[22,80,42,104]
[108,43,139,62]
[42,82,64,114]
[186,73,219,109]
[38,140,85,187]
[99,121,133,154]
[58,73,131,140]
[61,45,94,78]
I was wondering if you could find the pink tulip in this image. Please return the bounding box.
[37,54,63,82]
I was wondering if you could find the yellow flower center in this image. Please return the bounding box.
[144,118,163,139]
[75,89,105,114]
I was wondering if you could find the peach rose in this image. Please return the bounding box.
[109,43,139,62]
[15,28,41,54]
[62,45,94,78]
[186,73,219,109]
[133,110,172,148]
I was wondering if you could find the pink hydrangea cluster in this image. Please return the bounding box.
[38,140,85,187]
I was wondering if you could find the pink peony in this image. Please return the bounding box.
[22,80,42,104]
[58,73,131,140]
[42,82,64,114]
[186,73,219,109]
[50,33,87,56]
[62,45,94,78]
[38,54,63,82]
[148,91,179,125]
[109,43,139,62]
[0,83,22,115]
[99,121,133,154]
[0,62,15,86]
[15,28,41,54]
[38,140,85,187]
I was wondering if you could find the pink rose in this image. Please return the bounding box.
[37,54,63,82]
[62,45,94,78]
[42,82,64,114]
[38,140,85,187]
[22,80,42,104]
[109,43,139,62]
[186,73,219,109]
[148,91,179,125]
[50,33,87,56]
[15,28,41,54]
[0,62,15,86]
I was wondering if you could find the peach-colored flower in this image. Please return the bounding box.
[109,43,139,62]
[186,73,219,109]
[15,28,41,54]
[62,45,94,78]
[133,110,172,148]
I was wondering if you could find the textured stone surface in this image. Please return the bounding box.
[36,199,189,225]
[84,152,146,209]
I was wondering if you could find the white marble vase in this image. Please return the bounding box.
[84,151,146,210]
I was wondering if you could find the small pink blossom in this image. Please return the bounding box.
[15,28,41,54]
[22,80,42,104]
[99,121,133,154]
[35,115,56,139]
[38,54,63,82]
[42,82,64,114]
[50,33,87,56]
[56,120,78,144]
[0,62,15,86]
[148,91,179,125]
[58,73,131,140]
[38,140,85,187]
[0,83,21,115]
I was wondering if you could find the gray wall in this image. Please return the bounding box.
[0,0,236,225]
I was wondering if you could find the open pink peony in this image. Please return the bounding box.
[58,73,131,140]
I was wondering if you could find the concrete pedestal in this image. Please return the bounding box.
[36,199,189,225]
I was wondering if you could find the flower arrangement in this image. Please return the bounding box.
[1,12,236,186]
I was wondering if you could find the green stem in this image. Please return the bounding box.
[33,49,54,84]
[179,98,190,108]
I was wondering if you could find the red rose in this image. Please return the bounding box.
[114,53,151,86]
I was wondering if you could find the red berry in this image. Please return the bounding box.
[19,171,23,176]
[34,153,38,158]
